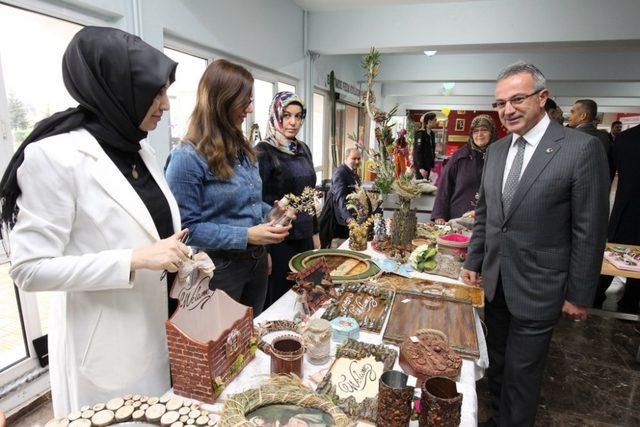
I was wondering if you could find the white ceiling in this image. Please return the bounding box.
[293,0,490,12]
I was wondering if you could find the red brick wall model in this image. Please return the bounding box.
[166,321,212,402]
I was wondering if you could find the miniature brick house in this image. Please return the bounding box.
[166,289,256,403]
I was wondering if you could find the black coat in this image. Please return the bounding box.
[575,123,614,180]
[318,164,360,248]
[608,124,640,244]
[413,129,436,170]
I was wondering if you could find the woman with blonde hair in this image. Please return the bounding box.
[165,59,290,316]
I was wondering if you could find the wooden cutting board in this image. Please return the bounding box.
[383,292,479,359]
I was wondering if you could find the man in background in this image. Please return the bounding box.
[567,99,613,179]
[319,148,361,248]
[594,124,640,313]
[413,112,437,180]
[610,120,623,142]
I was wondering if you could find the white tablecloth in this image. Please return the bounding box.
[167,243,488,426]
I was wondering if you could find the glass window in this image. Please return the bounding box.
[253,79,274,140]
[0,3,83,372]
[163,48,207,149]
[277,82,296,94]
[312,93,325,181]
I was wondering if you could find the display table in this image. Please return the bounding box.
[601,243,640,279]
[166,243,488,426]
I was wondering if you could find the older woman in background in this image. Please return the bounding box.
[431,114,498,224]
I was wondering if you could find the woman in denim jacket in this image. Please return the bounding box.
[165,59,290,316]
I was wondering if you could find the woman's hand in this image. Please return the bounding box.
[312,234,321,250]
[247,223,291,245]
[131,229,190,272]
[434,218,446,225]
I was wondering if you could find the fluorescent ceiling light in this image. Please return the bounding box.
[424,50,437,56]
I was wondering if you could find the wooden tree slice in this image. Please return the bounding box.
[145,403,166,422]
[132,401,142,408]
[166,398,183,412]
[161,411,181,426]
[190,403,200,410]
[179,415,189,422]
[90,409,115,427]
[67,411,81,421]
[148,397,160,405]
[92,403,105,411]
[140,396,149,403]
[186,420,195,425]
[160,395,171,404]
[58,419,69,427]
[132,409,145,421]
[80,406,90,412]
[178,407,190,416]
[132,394,141,401]
[123,393,133,400]
[124,400,133,406]
[188,409,201,419]
[207,420,216,426]
[140,403,149,411]
[199,409,208,416]
[80,409,94,419]
[106,397,124,411]
[195,415,209,426]
[171,423,184,427]
[68,419,90,427]
[115,405,134,422]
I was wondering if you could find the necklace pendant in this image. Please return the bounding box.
[132,165,139,180]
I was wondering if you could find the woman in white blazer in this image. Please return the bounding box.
[0,27,190,417]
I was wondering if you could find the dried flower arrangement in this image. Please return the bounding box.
[282,186,317,216]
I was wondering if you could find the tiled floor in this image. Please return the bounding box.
[477,312,640,427]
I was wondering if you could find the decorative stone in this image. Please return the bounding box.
[91,409,115,427]
[67,411,81,421]
[145,403,166,422]
[80,409,94,419]
[161,411,181,426]
[115,405,134,422]
[166,398,184,412]
[132,409,145,421]
[106,397,124,411]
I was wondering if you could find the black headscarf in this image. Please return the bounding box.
[0,26,177,226]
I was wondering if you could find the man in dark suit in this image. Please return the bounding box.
[462,62,609,427]
[318,148,361,248]
[609,120,623,142]
[413,112,437,180]
[594,124,640,312]
[567,99,613,179]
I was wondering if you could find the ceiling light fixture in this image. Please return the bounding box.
[423,50,437,57]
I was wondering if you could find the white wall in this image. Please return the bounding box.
[139,0,305,161]
[308,0,640,54]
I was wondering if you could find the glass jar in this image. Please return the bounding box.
[302,318,332,365]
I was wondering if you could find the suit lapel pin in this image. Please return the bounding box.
[546,147,554,153]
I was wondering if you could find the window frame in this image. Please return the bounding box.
[0,0,117,396]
